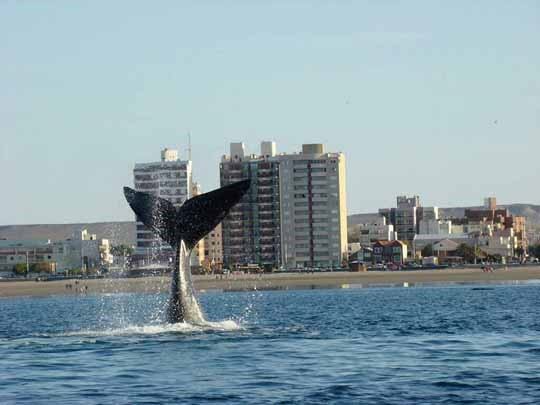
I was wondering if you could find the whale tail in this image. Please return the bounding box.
[123,179,250,249]
[123,179,251,324]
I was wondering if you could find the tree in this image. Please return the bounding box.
[455,243,485,263]
[111,244,134,256]
[13,263,27,276]
[30,262,53,273]
[455,243,475,263]
[486,254,502,263]
[421,244,434,257]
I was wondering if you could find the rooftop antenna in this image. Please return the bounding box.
[187,131,192,161]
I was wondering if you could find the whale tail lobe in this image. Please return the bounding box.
[123,179,250,249]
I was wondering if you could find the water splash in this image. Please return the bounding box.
[61,319,242,337]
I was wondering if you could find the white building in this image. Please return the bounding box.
[133,148,192,263]
[379,195,421,242]
[70,229,113,270]
[357,216,397,246]
[278,144,348,269]
[419,219,453,235]
[0,229,113,275]
[413,233,471,257]
[478,228,517,257]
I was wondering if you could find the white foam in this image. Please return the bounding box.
[61,319,242,337]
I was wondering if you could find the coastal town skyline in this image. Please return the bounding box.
[1,137,539,225]
[2,3,540,404]
[1,1,539,224]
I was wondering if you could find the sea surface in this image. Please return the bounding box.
[1,284,540,404]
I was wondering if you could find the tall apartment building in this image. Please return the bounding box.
[132,148,192,264]
[380,195,421,243]
[379,196,440,244]
[278,144,348,269]
[220,142,348,270]
[220,142,281,270]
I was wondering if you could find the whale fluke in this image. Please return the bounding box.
[123,179,250,249]
[123,179,250,323]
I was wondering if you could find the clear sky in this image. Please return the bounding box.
[1,1,539,225]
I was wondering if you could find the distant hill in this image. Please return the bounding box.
[0,222,136,246]
[348,204,540,226]
[1,203,538,246]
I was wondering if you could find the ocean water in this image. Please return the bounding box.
[1,284,540,404]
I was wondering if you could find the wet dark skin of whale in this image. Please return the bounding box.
[123,180,250,324]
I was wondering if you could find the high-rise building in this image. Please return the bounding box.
[220,142,281,270]
[380,195,423,243]
[220,142,348,270]
[278,144,348,269]
[132,148,192,264]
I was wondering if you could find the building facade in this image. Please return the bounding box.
[219,142,348,270]
[203,224,223,270]
[418,219,452,235]
[379,195,422,243]
[220,142,281,270]
[357,216,397,246]
[278,144,348,269]
[371,240,408,264]
[189,182,205,267]
[132,148,192,265]
[0,229,113,275]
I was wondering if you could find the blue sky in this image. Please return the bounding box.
[1,1,539,224]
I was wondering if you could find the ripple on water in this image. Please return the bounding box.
[1,285,540,404]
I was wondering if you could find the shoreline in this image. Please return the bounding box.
[1,266,540,298]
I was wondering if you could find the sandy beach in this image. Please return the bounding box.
[1,265,540,298]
